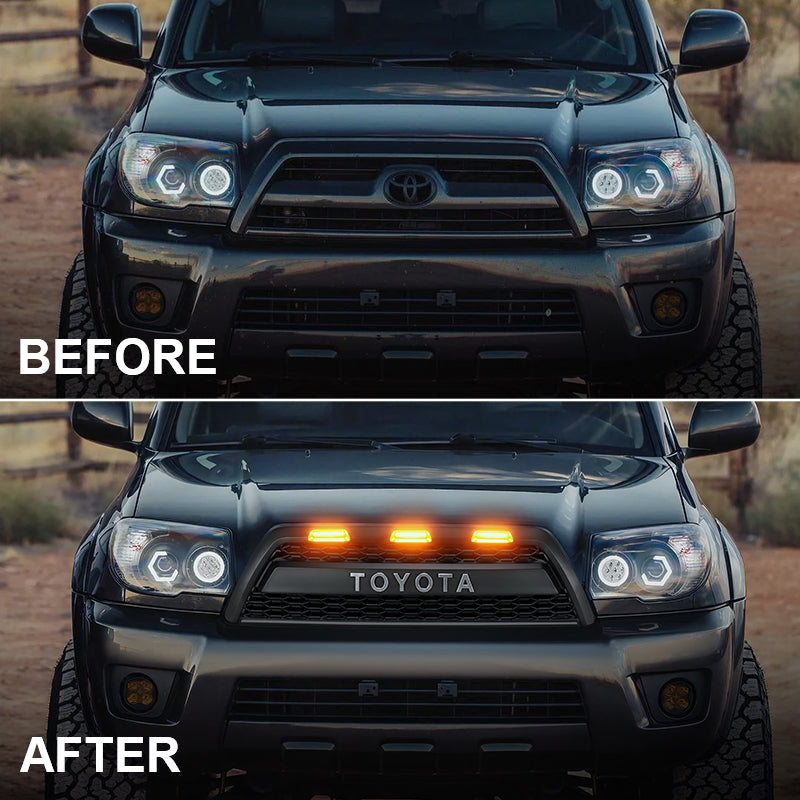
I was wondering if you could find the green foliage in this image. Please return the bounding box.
[0,93,78,158]
[0,483,68,544]
[744,78,800,161]
[748,463,800,546]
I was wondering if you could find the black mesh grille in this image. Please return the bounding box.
[233,288,581,332]
[230,678,587,723]
[248,205,571,235]
[240,542,578,623]
[270,156,547,185]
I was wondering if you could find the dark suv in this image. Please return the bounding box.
[59,0,761,398]
[48,400,772,799]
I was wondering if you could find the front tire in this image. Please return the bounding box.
[664,254,762,398]
[56,252,157,398]
[671,642,773,800]
[46,640,150,800]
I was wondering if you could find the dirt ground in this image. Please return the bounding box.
[0,155,798,398]
[0,538,798,799]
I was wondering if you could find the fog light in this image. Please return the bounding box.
[659,678,695,718]
[122,674,157,712]
[131,284,165,321]
[651,289,686,326]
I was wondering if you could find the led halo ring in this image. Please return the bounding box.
[197,162,233,198]
[596,553,631,588]
[147,550,179,583]
[641,553,674,587]
[591,167,624,201]
[191,549,227,585]
[155,164,186,196]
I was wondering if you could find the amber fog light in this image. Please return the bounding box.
[131,284,165,321]
[651,289,686,326]
[122,674,157,712]
[659,678,695,718]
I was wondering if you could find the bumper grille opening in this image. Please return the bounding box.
[233,289,581,333]
[240,543,579,624]
[230,678,587,724]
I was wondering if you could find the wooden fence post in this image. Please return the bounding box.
[66,411,84,489]
[720,0,743,149]
[77,0,92,105]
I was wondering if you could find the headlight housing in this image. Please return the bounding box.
[584,138,702,213]
[589,523,711,602]
[110,518,232,597]
[119,134,238,209]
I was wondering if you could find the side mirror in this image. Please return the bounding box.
[82,3,144,68]
[677,9,749,74]
[71,402,137,452]
[685,401,760,458]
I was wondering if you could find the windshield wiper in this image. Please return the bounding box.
[384,51,579,69]
[382,433,584,452]
[190,51,386,67]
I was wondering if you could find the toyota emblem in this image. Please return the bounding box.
[384,169,436,206]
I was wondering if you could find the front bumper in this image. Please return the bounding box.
[83,209,734,385]
[73,596,743,778]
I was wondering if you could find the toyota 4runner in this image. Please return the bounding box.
[59,0,761,397]
[48,400,772,799]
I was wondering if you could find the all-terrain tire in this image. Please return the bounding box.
[671,642,773,800]
[46,640,148,800]
[664,254,762,398]
[56,252,157,398]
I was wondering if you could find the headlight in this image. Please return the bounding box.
[589,523,711,601]
[584,138,702,213]
[119,134,238,209]
[110,518,232,596]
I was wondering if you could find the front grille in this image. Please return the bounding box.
[271,156,547,185]
[240,543,579,624]
[230,678,587,724]
[248,205,572,235]
[247,154,574,237]
[233,288,581,332]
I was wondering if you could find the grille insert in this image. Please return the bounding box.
[248,205,572,235]
[230,678,587,724]
[270,156,548,185]
[240,543,578,623]
[233,288,581,332]
[247,154,574,236]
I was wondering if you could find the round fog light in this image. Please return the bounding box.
[659,678,695,718]
[652,289,686,326]
[131,283,165,322]
[122,674,157,712]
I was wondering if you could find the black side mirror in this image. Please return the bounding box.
[71,402,137,452]
[82,3,145,68]
[677,9,749,74]
[685,401,760,458]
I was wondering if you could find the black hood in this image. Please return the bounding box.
[142,66,677,172]
[133,448,686,567]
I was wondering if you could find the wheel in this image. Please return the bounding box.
[664,254,762,398]
[56,252,157,398]
[670,642,773,800]
[46,640,150,800]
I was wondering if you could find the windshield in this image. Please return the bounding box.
[171,401,654,454]
[179,0,643,69]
